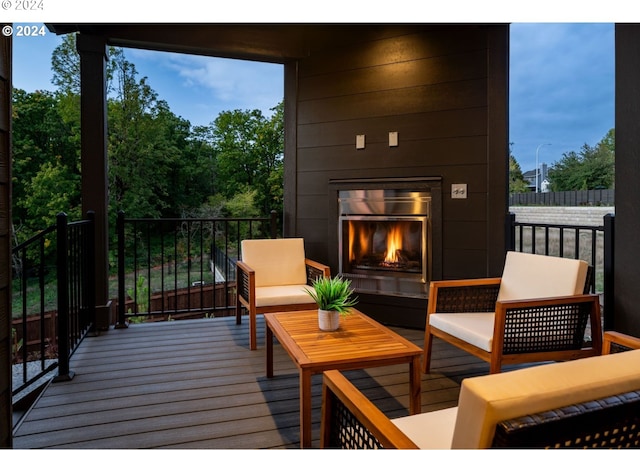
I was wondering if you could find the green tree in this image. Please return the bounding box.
[548,129,615,191]
[107,51,207,219]
[51,34,81,96]
[509,152,529,193]
[11,88,80,241]
[210,102,284,217]
[164,120,216,216]
[17,159,81,234]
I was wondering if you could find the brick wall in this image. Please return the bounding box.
[509,206,615,226]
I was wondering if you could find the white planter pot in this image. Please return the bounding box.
[318,309,340,331]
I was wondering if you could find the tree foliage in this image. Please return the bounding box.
[548,129,615,191]
[509,152,529,193]
[12,32,284,249]
[12,88,80,242]
[210,102,284,217]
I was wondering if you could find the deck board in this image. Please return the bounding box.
[13,315,488,448]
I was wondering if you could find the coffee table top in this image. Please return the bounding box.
[264,309,422,371]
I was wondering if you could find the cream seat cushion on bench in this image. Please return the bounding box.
[241,238,317,306]
[391,407,458,449]
[428,252,590,352]
[391,349,640,449]
[455,349,640,448]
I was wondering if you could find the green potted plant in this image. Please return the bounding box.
[304,276,358,331]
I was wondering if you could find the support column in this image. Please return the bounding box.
[76,34,110,311]
[615,25,640,337]
[0,25,12,448]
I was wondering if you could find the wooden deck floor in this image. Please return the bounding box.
[12,314,492,449]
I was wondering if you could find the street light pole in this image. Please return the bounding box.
[535,143,551,193]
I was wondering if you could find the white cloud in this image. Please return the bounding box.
[124,48,283,125]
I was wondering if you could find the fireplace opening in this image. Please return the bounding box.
[344,218,424,274]
[338,188,431,298]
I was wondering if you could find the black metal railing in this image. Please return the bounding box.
[116,210,278,325]
[54,212,95,382]
[11,223,57,398]
[11,212,95,397]
[509,189,615,206]
[507,212,615,329]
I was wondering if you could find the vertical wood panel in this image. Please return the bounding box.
[614,24,640,336]
[486,24,510,276]
[0,25,13,448]
[77,34,109,310]
[283,61,298,237]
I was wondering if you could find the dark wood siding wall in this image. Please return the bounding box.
[614,25,640,337]
[0,26,12,447]
[285,25,509,283]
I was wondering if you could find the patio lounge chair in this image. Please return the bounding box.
[423,251,602,374]
[320,331,640,449]
[235,238,330,350]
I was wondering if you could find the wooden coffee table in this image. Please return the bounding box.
[264,309,422,448]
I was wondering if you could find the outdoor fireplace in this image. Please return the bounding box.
[338,188,431,298]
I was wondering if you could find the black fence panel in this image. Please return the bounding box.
[510,189,614,206]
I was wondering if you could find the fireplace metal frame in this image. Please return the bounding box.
[328,177,443,300]
[337,188,432,298]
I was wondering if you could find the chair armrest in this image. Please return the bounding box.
[236,260,256,304]
[305,258,331,285]
[321,370,418,449]
[494,294,602,355]
[603,330,640,354]
[428,278,501,314]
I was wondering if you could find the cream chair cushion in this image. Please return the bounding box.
[392,407,458,449]
[241,238,308,287]
[497,251,589,301]
[452,349,640,448]
[428,313,494,352]
[254,285,317,307]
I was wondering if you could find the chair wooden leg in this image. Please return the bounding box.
[235,300,242,325]
[249,309,257,350]
[489,354,502,374]
[423,328,434,373]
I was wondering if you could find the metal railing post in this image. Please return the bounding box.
[270,210,278,238]
[603,213,615,330]
[506,213,515,251]
[54,212,74,382]
[86,211,96,333]
[116,211,128,328]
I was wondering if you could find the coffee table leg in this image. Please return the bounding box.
[299,369,312,448]
[266,325,274,378]
[409,355,421,414]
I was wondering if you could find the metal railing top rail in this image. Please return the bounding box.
[12,224,56,253]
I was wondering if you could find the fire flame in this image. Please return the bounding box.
[349,222,371,262]
[348,221,408,266]
[384,225,403,263]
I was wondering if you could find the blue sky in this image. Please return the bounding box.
[11,23,614,173]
